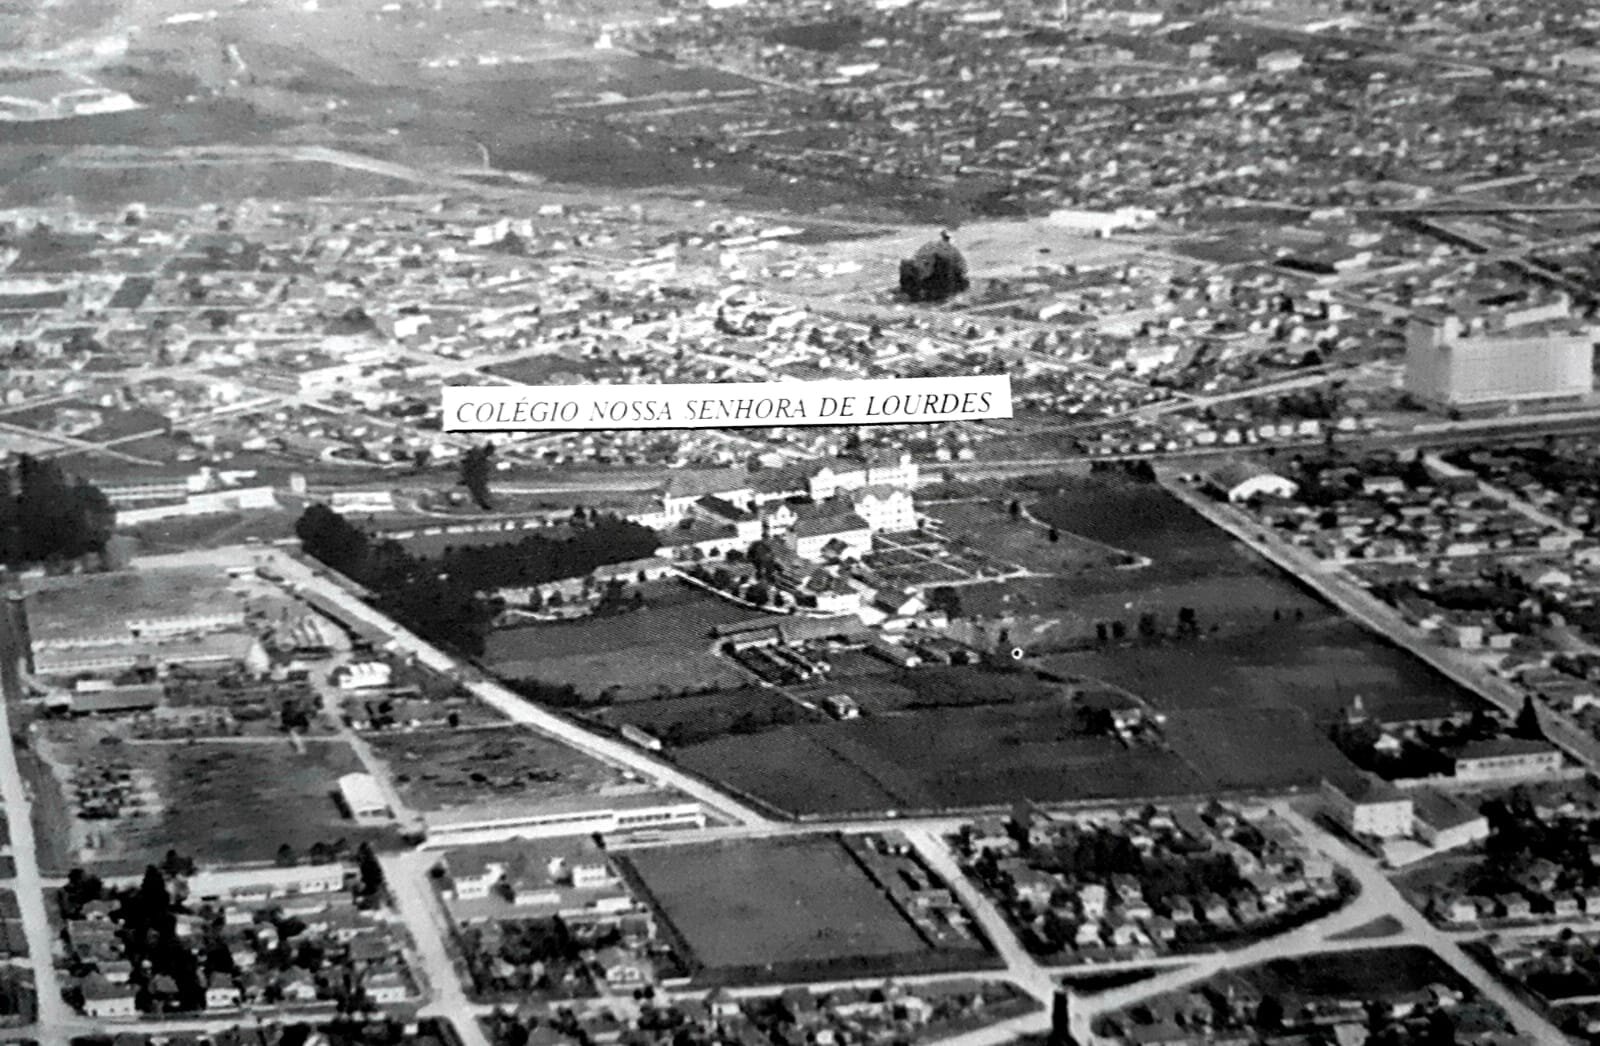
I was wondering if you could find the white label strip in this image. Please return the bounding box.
[442,375,1013,431]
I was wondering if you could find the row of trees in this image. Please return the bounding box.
[0,455,115,566]
[294,504,660,656]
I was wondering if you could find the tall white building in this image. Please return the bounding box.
[849,486,918,533]
[1404,291,1596,408]
[1321,772,1413,839]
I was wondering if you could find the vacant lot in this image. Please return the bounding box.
[122,507,303,554]
[23,567,296,645]
[1245,946,1477,1004]
[30,734,395,875]
[364,724,645,814]
[619,837,934,981]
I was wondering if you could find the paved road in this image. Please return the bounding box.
[253,551,777,829]
[380,852,492,1046]
[1425,451,1580,539]
[111,544,1583,1046]
[1056,806,1571,1046]
[901,826,1057,1003]
[129,546,773,828]
[1276,807,1570,1046]
[0,663,71,1045]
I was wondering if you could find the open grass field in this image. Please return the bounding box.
[1012,479,1479,723]
[2,400,169,443]
[1038,614,1473,724]
[926,499,1129,575]
[1034,478,1264,572]
[484,583,776,698]
[30,735,397,875]
[590,686,819,747]
[485,583,774,665]
[955,566,1324,643]
[618,836,934,981]
[121,507,303,554]
[675,703,1203,817]
[1160,707,1354,792]
[22,566,285,644]
[514,645,750,703]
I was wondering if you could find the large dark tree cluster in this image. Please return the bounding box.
[898,232,970,302]
[459,443,496,510]
[0,455,115,566]
[294,503,659,657]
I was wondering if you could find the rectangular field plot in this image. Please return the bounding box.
[484,583,778,699]
[363,725,648,813]
[1039,616,1473,724]
[925,499,1128,573]
[590,687,820,748]
[675,704,1202,817]
[619,836,987,984]
[29,734,396,875]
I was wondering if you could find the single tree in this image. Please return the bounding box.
[1514,695,1544,740]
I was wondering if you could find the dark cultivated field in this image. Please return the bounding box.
[1244,946,1476,1004]
[1160,707,1353,792]
[590,686,821,747]
[1022,479,1477,724]
[482,352,608,386]
[637,478,1480,815]
[675,706,1203,817]
[616,836,992,984]
[1039,615,1472,724]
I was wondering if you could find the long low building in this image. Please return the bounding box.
[33,632,269,678]
[183,862,351,903]
[418,795,706,848]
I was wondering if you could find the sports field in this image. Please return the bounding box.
[620,837,932,978]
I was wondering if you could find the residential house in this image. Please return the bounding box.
[205,974,242,1010]
[82,974,137,1019]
